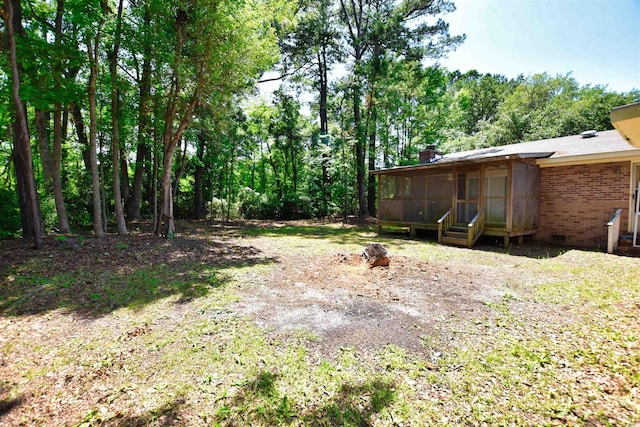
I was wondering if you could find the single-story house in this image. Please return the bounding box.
[371,127,640,251]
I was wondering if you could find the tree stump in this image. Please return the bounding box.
[362,243,390,268]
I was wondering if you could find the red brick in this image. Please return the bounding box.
[537,162,630,248]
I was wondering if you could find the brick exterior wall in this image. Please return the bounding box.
[536,161,631,248]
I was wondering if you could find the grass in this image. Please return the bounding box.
[0,222,639,426]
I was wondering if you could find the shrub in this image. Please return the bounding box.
[0,189,21,239]
[208,197,240,221]
[237,187,262,219]
[281,192,312,219]
[38,195,58,232]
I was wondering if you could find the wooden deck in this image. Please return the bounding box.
[377,219,537,247]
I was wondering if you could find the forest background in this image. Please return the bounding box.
[1,0,638,247]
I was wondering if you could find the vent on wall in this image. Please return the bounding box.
[581,130,598,138]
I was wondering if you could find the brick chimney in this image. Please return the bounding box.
[419,145,440,164]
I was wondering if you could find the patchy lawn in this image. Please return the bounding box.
[0,220,638,426]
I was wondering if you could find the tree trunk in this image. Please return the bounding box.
[367,101,377,217]
[155,11,197,236]
[159,144,178,236]
[120,153,130,209]
[70,103,92,171]
[4,0,43,248]
[318,48,330,217]
[35,109,54,193]
[193,130,206,219]
[109,0,128,235]
[172,137,188,203]
[126,0,152,220]
[99,133,108,230]
[152,121,159,232]
[353,82,367,217]
[52,105,70,233]
[225,146,235,222]
[51,0,70,233]
[127,137,147,220]
[340,0,368,218]
[289,134,298,193]
[86,33,105,238]
[157,96,197,235]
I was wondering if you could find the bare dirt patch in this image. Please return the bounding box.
[237,252,509,354]
[2,221,638,425]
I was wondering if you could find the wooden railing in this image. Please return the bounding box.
[607,208,623,253]
[467,210,485,248]
[437,208,453,243]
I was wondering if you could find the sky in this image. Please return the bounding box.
[435,0,640,93]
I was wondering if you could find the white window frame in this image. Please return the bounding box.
[632,164,640,247]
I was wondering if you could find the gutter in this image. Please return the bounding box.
[536,149,640,167]
[370,153,551,175]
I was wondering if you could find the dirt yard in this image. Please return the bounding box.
[0,220,637,426]
[230,222,573,357]
[238,252,507,353]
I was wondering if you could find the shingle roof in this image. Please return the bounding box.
[443,129,635,162]
[372,129,640,174]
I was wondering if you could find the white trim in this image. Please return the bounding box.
[635,182,640,248]
[536,150,640,167]
[630,163,639,233]
[633,164,640,245]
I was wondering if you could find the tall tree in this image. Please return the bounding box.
[154,0,287,236]
[108,0,128,235]
[84,3,105,238]
[3,0,44,248]
[338,0,368,216]
[339,0,463,216]
[126,0,152,220]
[155,5,196,236]
[34,110,54,193]
[50,0,70,233]
[278,0,339,215]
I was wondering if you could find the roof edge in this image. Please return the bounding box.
[370,152,552,174]
[537,149,640,167]
[611,102,640,148]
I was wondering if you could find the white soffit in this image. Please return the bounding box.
[611,102,640,148]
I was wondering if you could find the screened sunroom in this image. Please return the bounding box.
[372,156,541,247]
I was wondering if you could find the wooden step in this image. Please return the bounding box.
[444,231,468,239]
[441,235,468,246]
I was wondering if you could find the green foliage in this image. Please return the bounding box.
[376,61,449,165]
[236,187,314,220]
[38,196,58,233]
[442,72,639,152]
[280,192,312,219]
[0,0,636,238]
[0,189,21,239]
[237,187,268,219]
[62,178,93,229]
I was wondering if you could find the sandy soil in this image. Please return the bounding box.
[236,248,510,355]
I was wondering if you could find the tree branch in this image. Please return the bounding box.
[258,62,312,83]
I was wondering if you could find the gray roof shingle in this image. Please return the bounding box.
[443,129,636,162]
[372,130,640,173]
